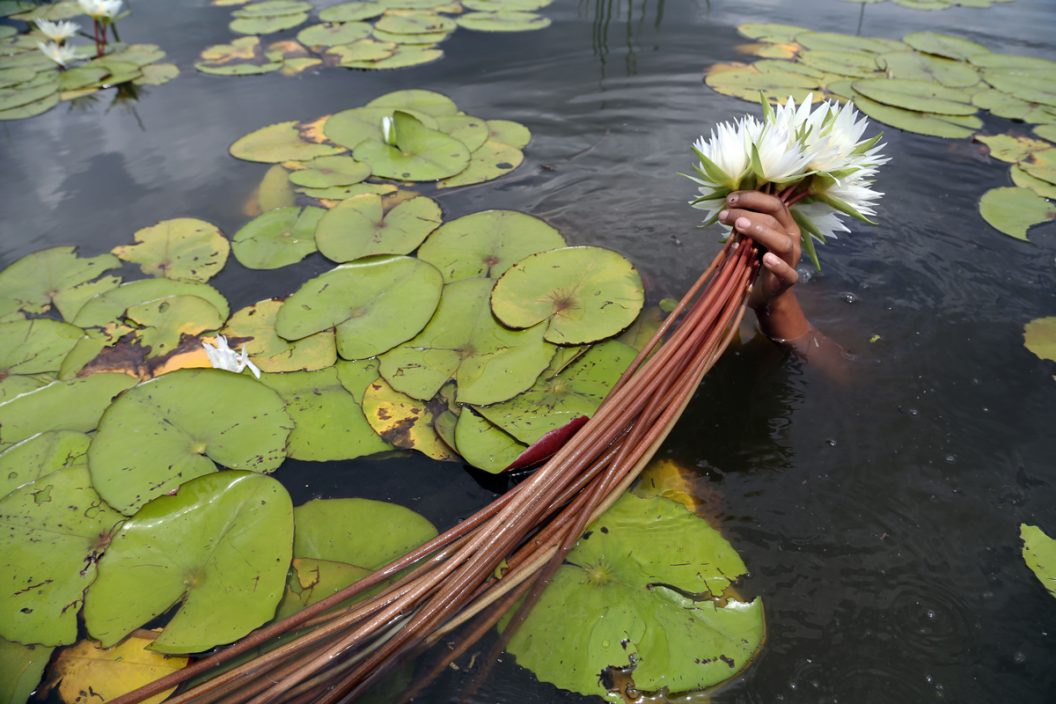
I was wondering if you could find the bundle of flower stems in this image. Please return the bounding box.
[114,94,885,704]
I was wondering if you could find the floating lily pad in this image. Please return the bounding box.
[902,31,989,60]
[1020,149,1056,186]
[438,139,524,188]
[353,111,470,181]
[315,194,442,263]
[503,493,765,699]
[276,255,443,360]
[230,12,309,35]
[852,78,976,115]
[224,299,336,373]
[380,277,555,404]
[0,91,60,121]
[261,367,390,460]
[232,205,323,269]
[366,88,458,116]
[297,21,372,47]
[1021,524,1056,598]
[491,246,645,345]
[0,319,83,377]
[0,81,57,112]
[84,472,293,653]
[852,94,982,138]
[231,120,344,164]
[464,0,550,8]
[978,186,1055,241]
[0,461,124,646]
[486,119,531,148]
[737,22,806,43]
[0,638,53,704]
[705,62,819,103]
[417,210,565,283]
[0,431,89,501]
[196,37,282,75]
[0,246,118,319]
[796,30,904,54]
[318,1,385,21]
[88,369,293,514]
[324,105,436,149]
[72,279,229,328]
[878,50,980,88]
[289,155,371,188]
[1011,166,1056,199]
[361,377,456,460]
[57,65,108,92]
[113,218,229,282]
[254,164,296,212]
[372,25,449,44]
[1024,317,1056,362]
[376,11,455,34]
[456,10,550,31]
[293,498,436,568]
[454,408,526,473]
[435,114,489,151]
[0,374,136,446]
[234,0,312,16]
[798,49,879,78]
[275,557,372,619]
[1035,125,1056,142]
[327,38,398,63]
[0,374,54,404]
[125,295,225,356]
[135,62,180,86]
[43,635,188,704]
[982,70,1056,110]
[976,133,1051,163]
[339,44,442,69]
[301,182,400,200]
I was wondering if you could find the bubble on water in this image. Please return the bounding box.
[926,608,937,620]
[1013,651,1026,664]
[825,439,837,447]
[840,292,858,304]
[797,266,813,283]
[907,408,920,416]
[944,454,957,464]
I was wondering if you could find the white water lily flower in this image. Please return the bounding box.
[804,99,890,176]
[825,172,884,219]
[203,335,262,379]
[792,201,851,242]
[37,41,78,67]
[381,115,395,145]
[751,116,814,183]
[687,116,758,222]
[78,0,122,19]
[35,19,79,44]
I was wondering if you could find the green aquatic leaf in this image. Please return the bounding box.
[978,186,1055,241]
[464,0,551,9]
[277,256,441,359]
[1021,524,1056,598]
[230,120,344,164]
[360,377,456,460]
[705,62,819,103]
[261,367,390,461]
[982,68,1056,109]
[852,78,976,115]
[0,461,124,646]
[798,49,880,78]
[374,11,455,35]
[88,369,293,514]
[57,65,108,92]
[380,277,555,404]
[796,31,904,55]
[0,374,53,404]
[976,133,1051,163]
[293,498,436,568]
[0,637,53,704]
[1034,125,1056,142]
[1024,317,1056,362]
[366,88,458,116]
[477,340,635,444]
[318,1,386,22]
[233,0,312,16]
[300,182,399,200]
[315,194,442,263]
[125,295,225,356]
[852,93,981,138]
[324,105,437,149]
[902,31,989,60]
[0,374,136,446]
[72,279,229,328]
[417,209,565,283]
[223,299,336,373]
[0,246,118,318]
[288,155,371,188]
[84,472,293,653]
[326,38,398,64]
[297,21,372,47]
[437,139,524,188]
[230,12,309,35]
[1011,165,1056,199]
[503,493,765,700]
[736,22,806,43]
[0,319,83,377]
[134,62,180,86]
[878,50,980,88]
[1020,149,1056,186]
[353,111,470,181]
[275,558,372,619]
[112,218,229,282]
[0,80,56,112]
[338,45,442,69]
[0,431,89,501]
[485,119,531,149]
[196,36,282,76]
[456,11,551,31]
[232,206,323,269]
[0,68,36,89]
[255,164,296,211]
[491,246,645,345]
[454,408,526,473]
[435,114,489,151]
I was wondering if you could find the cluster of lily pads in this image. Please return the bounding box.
[712,24,1056,240]
[197,0,552,76]
[842,0,1014,10]
[0,0,178,121]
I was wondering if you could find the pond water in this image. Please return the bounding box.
[3,0,1056,702]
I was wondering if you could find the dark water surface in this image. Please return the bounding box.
[4,0,1056,702]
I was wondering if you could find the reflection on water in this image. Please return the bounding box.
[4,0,1056,702]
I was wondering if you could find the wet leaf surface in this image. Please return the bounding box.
[113,218,229,282]
[361,377,456,460]
[44,634,187,704]
[1021,524,1056,598]
[0,374,136,446]
[315,194,442,263]
[232,206,323,269]
[224,299,337,373]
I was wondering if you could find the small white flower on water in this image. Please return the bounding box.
[78,0,123,20]
[381,115,395,145]
[203,335,262,379]
[37,41,78,67]
[35,19,79,44]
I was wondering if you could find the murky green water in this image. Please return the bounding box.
[3,0,1056,701]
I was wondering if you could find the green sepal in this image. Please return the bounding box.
[852,133,883,156]
[749,142,765,184]
[690,187,732,205]
[759,91,775,124]
[690,146,732,188]
[790,209,823,271]
[817,192,876,225]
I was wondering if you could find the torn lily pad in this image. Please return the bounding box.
[43,634,188,704]
[0,246,119,320]
[125,295,226,356]
[223,299,336,373]
[232,205,323,269]
[315,194,442,263]
[113,218,230,282]
[231,120,344,163]
[361,377,456,460]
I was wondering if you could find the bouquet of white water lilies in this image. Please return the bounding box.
[687,93,888,268]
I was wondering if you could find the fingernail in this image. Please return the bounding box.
[736,217,751,229]
[763,252,779,266]
[727,194,738,204]
[718,209,728,220]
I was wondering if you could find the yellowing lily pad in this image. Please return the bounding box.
[353,111,470,181]
[88,369,293,514]
[1024,317,1056,362]
[417,209,565,282]
[976,133,1052,163]
[293,497,436,568]
[0,374,136,446]
[315,194,442,263]
[231,120,344,164]
[978,186,1055,241]
[275,255,443,360]
[125,295,225,356]
[288,155,371,188]
[43,635,188,704]
[361,377,456,460]
[491,246,645,345]
[223,299,336,373]
[1021,524,1056,598]
[113,218,229,282]
[232,205,323,269]
[196,37,282,76]
[327,38,398,64]
[84,472,294,653]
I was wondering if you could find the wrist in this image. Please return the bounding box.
[754,290,810,341]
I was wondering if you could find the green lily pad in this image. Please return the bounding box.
[231,120,344,164]
[196,37,282,76]
[315,194,442,263]
[0,638,53,704]
[224,299,336,373]
[371,26,449,44]
[366,88,458,116]
[289,155,371,188]
[1020,149,1056,186]
[327,38,398,64]
[72,279,230,328]
[0,461,124,646]
[52,276,122,323]
[417,209,565,283]
[338,44,443,69]
[57,65,108,92]
[1024,317,1056,362]
[255,164,296,211]
[293,498,436,568]
[878,50,980,88]
[1011,165,1056,199]
[705,62,819,103]
[485,119,531,148]
[112,218,229,282]
[324,106,437,150]
[796,31,904,55]
[275,557,373,619]
[296,22,372,47]
[353,111,470,181]
[0,431,89,500]
[437,139,524,188]
[798,49,879,78]
[88,369,293,514]
[300,182,399,200]
[375,11,455,34]
[491,246,645,345]
[262,365,390,460]
[380,277,555,404]
[454,408,526,473]
[456,11,551,31]
[976,134,1051,163]
[232,205,323,269]
[0,319,83,377]
[503,493,765,699]
[978,186,1055,241]
[852,94,982,138]
[0,81,56,112]
[126,295,225,356]
[434,114,489,151]
[464,0,550,8]
[0,374,136,446]
[0,68,35,89]
[134,62,180,86]
[902,31,989,60]
[276,256,442,361]
[233,0,312,16]
[318,1,386,21]
[852,77,976,115]
[737,22,807,43]
[0,246,118,319]
[230,12,309,35]
[1021,524,1056,598]
[361,377,456,460]
[84,472,293,653]
[983,68,1056,109]
[477,340,634,445]
[0,374,53,404]
[1035,125,1056,142]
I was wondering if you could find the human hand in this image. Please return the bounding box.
[717,191,801,311]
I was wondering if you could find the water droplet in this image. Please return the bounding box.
[1013,651,1026,664]
[840,292,858,304]
[907,408,920,416]
[926,608,937,620]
